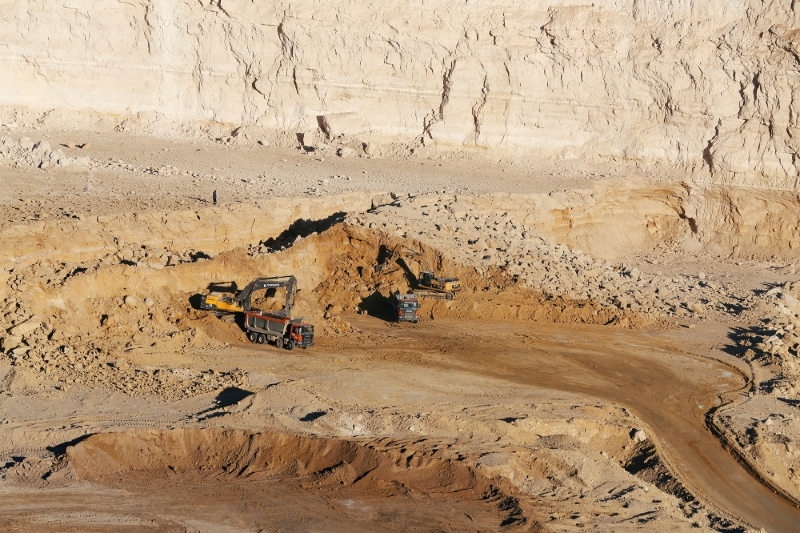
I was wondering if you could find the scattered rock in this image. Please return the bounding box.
[9,319,40,337]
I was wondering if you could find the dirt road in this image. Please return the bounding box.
[2,314,799,531]
[333,318,800,532]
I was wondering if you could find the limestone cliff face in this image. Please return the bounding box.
[2,1,799,188]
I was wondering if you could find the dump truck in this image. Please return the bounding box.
[244,310,314,350]
[390,293,420,323]
[200,275,298,315]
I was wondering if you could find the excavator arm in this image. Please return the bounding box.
[235,275,298,316]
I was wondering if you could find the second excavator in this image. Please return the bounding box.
[375,244,461,299]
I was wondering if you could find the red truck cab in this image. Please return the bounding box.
[390,293,420,323]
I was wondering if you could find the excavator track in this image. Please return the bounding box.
[413,289,455,300]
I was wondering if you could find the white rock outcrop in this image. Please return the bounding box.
[1,1,799,187]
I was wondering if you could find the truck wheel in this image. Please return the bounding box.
[284,339,294,351]
[248,332,257,343]
[257,334,266,344]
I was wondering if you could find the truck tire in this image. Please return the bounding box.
[284,339,294,351]
[248,332,257,343]
[257,334,266,344]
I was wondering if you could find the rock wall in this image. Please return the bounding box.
[0,192,375,270]
[2,1,799,187]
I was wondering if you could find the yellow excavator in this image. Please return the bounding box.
[418,271,461,296]
[200,275,298,316]
[375,244,461,299]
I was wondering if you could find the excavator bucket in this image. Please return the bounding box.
[375,244,399,274]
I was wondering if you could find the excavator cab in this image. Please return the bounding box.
[200,292,244,313]
[200,275,298,315]
[419,271,461,292]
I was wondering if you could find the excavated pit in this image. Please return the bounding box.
[61,428,529,532]
[4,182,800,532]
[0,222,658,400]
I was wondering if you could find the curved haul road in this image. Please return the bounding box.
[402,321,800,533]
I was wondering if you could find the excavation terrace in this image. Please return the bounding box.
[0,129,798,532]
[2,1,800,530]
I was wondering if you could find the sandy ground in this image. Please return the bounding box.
[0,126,684,225]
[0,320,764,532]
[1,128,799,532]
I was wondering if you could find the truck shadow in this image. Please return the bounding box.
[358,291,395,322]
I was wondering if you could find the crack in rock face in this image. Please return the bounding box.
[2,1,800,187]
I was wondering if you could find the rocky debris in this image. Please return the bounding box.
[18,148,212,183]
[311,224,644,329]
[111,243,207,268]
[0,136,86,169]
[731,280,800,402]
[0,288,242,399]
[345,194,751,322]
[1,245,209,296]
[715,280,800,502]
[0,240,222,398]
[293,125,373,160]
[0,264,243,399]
[140,163,198,178]
[4,342,248,400]
[713,396,800,504]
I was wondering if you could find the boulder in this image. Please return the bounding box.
[336,146,354,158]
[320,112,370,138]
[9,320,40,337]
[446,202,470,219]
[371,192,394,209]
[1,335,22,352]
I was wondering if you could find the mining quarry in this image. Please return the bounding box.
[2,1,800,532]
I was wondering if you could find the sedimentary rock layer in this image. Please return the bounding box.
[2,1,799,187]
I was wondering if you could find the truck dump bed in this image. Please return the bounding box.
[246,310,291,336]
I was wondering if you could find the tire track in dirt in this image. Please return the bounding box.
[346,319,800,533]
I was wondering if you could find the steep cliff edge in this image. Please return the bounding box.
[2,0,799,188]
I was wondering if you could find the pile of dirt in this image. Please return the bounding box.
[346,193,755,323]
[313,224,650,328]
[0,221,661,398]
[712,395,800,509]
[0,136,89,170]
[711,280,800,502]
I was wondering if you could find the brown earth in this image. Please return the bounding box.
[2,129,800,533]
